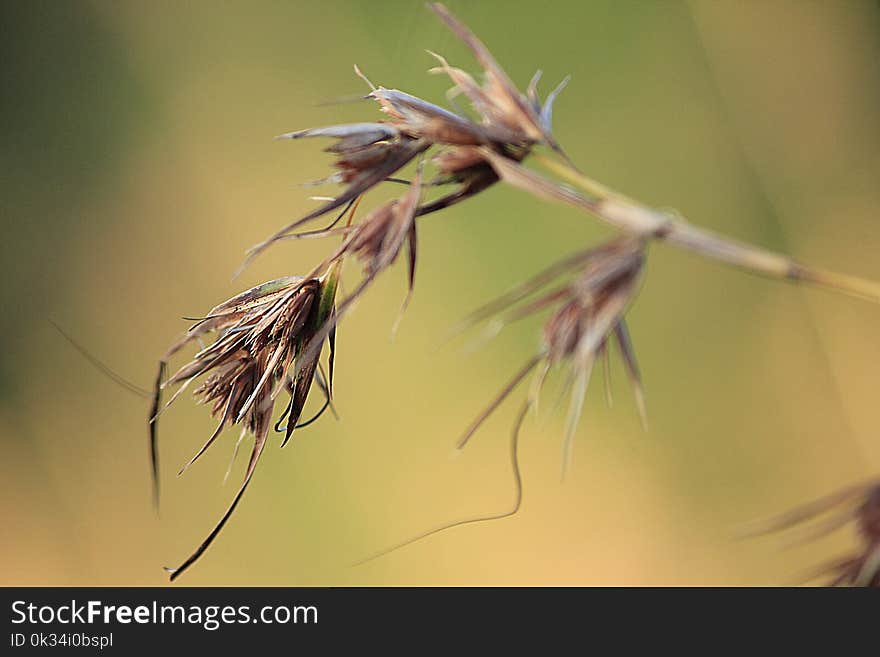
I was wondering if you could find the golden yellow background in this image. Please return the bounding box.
[2,0,879,585]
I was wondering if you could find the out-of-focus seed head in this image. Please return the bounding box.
[456,236,648,478]
[744,479,880,587]
[151,271,340,581]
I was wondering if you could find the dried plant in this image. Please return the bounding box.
[743,479,880,587]
[151,266,340,581]
[455,236,647,475]
[356,236,648,564]
[149,3,880,581]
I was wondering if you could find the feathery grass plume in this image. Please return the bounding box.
[742,478,880,587]
[150,265,341,581]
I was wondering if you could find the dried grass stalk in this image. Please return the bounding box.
[149,2,880,580]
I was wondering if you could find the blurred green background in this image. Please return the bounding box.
[2,0,879,585]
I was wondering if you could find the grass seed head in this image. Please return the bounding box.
[744,479,880,587]
[244,3,575,268]
[152,272,339,580]
[457,236,648,476]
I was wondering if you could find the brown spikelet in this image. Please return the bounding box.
[457,236,648,476]
[151,272,339,581]
[743,479,880,587]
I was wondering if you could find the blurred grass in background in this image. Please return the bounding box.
[2,0,879,585]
